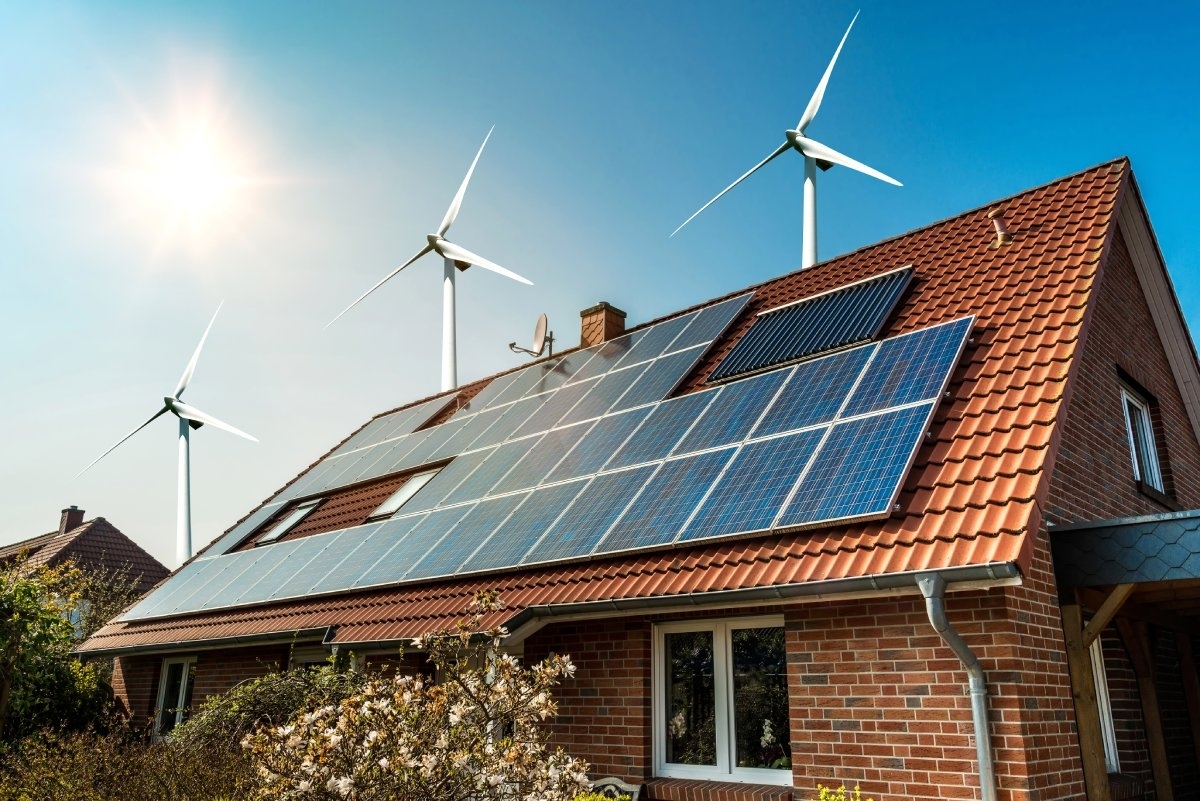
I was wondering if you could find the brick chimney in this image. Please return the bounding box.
[59,506,84,535]
[579,301,627,348]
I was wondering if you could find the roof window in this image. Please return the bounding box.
[367,468,441,521]
[257,499,322,545]
[709,266,912,382]
[1121,384,1163,492]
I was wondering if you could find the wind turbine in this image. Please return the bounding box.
[79,304,257,565]
[329,126,533,391]
[671,11,901,269]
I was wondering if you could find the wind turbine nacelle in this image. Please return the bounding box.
[189,420,204,430]
[816,159,835,171]
[453,259,471,271]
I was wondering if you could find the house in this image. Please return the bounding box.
[80,158,1200,801]
[2,505,169,594]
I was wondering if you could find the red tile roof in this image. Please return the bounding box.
[3,517,169,594]
[81,159,1128,654]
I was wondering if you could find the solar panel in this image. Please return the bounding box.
[606,392,716,470]
[842,316,972,418]
[556,361,652,426]
[487,358,571,407]
[331,395,459,457]
[461,480,586,573]
[678,429,825,543]
[710,268,912,382]
[449,370,522,417]
[119,558,213,620]
[205,502,284,556]
[675,369,789,454]
[750,345,874,438]
[468,395,548,450]
[355,505,474,588]
[778,402,934,527]
[610,313,696,370]
[387,419,469,475]
[523,466,656,564]
[488,421,596,495]
[304,523,397,595]
[404,493,527,581]
[544,407,652,482]
[439,437,544,507]
[509,379,597,439]
[509,351,594,402]
[195,548,280,610]
[430,405,509,460]
[231,536,316,605]
[392,447,496,515]
[567,333,637,383]
[267,528,360,601]
[345,513,431,589]
[670,292,753,351]
[610,346,708,413]
[598,448,736,553]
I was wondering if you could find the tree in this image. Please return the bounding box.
[0,557,111,741]
[242,591,590,800]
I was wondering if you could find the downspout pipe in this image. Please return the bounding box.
[917,574,997,801]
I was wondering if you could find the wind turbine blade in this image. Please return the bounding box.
[171,400,259,442]
[438,125,495,237]
[174,301,224,399]
[76,406,170,477]
[670,142,791,238]
[437,239,533,286]
[794,136,902,186]
[797,10,859,133]
[327,243,435,327]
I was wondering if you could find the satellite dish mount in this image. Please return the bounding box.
[510,312,554,359]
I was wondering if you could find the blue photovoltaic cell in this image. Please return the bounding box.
[241,533,332,603]
[404,493,527,580]
[167,554,258,613]
[567,333,637,383]
[751,345,874,438]
[451,370,522,417]
[599,448,736,553]
[306,523,398,595]
[670,293,753,351]
[675,369,788,453]
[610,346,706,413]
[489,421,595,495]
[266,529,359,601]
[346,513,430,588]
[120,558,214,620]
[557,361,651,426]
[842,316,972,418]
[370,430,437,477]
[679,429,825,542]
[469,395,546,449]
[388,420,467,475]
[356,505,474,587]
[611,313,696,370]
[509,379,597,439]
[204,502,284,556]
[524,466,655,564]
[433,405,509,458]
[333,395,457,456]
[230,537,313,604]
[394,447,495,515]
[778,402,933,526]
[199,547,291,610]
[711,268,912,382]
[440,437,544,507]
[488,358,570,407]
[606,392,716,470]
[462,480,587,573]
[511,351,594,402]
[545,407,652,482]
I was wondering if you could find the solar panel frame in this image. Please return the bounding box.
[669,292,753,351]
[488,420,596,495]
[673,368,790,454]
[439,436,545,507]
[710,268,912,382]
[605,391,717,471]
[403,493,528,581]
[609,345,708,413]
[543,406,653,483]
[749,345,875,439]
[460,480,587,573]
[354,504,475,588]
[556,360,652,426]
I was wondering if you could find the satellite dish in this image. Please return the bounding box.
[509,313,554,358]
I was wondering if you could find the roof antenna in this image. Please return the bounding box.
[509,312,553,359]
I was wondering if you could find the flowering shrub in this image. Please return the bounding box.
[812,784,874,801]
[242,591,590,800]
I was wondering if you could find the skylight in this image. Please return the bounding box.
[257,499,322,545]
[367,468,442,521]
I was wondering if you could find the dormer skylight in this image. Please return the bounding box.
[366,467,442,521]
[256,499,322,545]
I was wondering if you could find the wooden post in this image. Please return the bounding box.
[1116,618,1173,801]
[1175,631,1200,774]
[1062,600,1114,801]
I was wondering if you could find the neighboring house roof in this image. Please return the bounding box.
[2,510,170,594]
[82,158,1160,655]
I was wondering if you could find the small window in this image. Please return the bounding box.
[1089,634,1120,772]
[1121,386,1163,491]
[367,468,441,520]
[654,617,792,785]
[257,499,322,544]
[156,656,196,736]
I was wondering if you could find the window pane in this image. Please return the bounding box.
[665,631,717,765]
[179,662,196,726]
[158,662,184,733]
[731,626,791,770]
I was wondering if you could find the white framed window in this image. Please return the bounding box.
[1089,634,1120,772]
[1121,387,1163,491]
[367,468,442,521]
[155,656,196,736]
[653,616,792,785]
[257,499,322,544]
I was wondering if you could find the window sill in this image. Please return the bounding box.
[645,778,794,801]
[1134,480,1181,511]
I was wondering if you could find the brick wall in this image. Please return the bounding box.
[1047,227,1200,797]
[190,645,288,700]
[110,653,161,727]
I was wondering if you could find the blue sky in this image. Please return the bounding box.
[2,1,1198,567]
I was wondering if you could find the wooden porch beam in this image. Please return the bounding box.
[1082,583,1135,648]
[1175,631,1200,774]
[1116,618,1174,801]
[1061,600,1113,801]
[1077,588,1200,636]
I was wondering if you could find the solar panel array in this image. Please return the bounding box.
[710,266,912,382]
[123,298,972,623]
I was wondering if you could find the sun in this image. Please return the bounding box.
[144,129,238,226]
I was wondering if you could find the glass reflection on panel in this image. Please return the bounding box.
[665,630,717,766]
